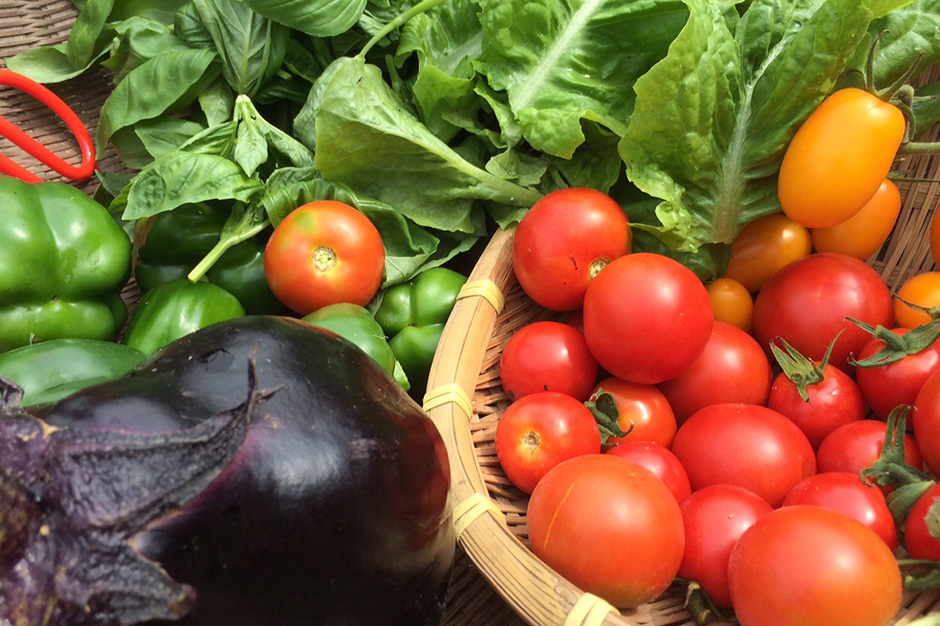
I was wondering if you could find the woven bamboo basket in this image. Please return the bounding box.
[423,67,940,626]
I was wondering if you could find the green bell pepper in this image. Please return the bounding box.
[0,177,132,352]
[122,279,246,355]
[0,338,147,407]
[373,267,467,396]
[303,303,410,391]
[133,203,283,315]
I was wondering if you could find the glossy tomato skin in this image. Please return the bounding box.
[658,321,773,425]
[913,368,940,478]
[895,271,940,329]
[677,484,773,609]
[904,481,940,560]
[724,214,812,293]
[592,376,677,448]
[527,454,685,608]
[753,252,894,372]
[782,472,898,551]
[494,392,601,494]
[512,187,630,311]
[670,403,816,507]
[816,420,923,495]
[811,179,901,260]
[264,201,385,315]
[728,506,903,626]
[767,362,867,450]
[499,321,599,402]
[705,277,754,334]
[854,327,940,420]
[583,253,713,385]
[605,441,691,504]
[778,87,906,229]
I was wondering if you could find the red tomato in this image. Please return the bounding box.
[499,321,599,401]
[657,321,773,425]
[591,376,677,448]
[854,327,940,420]
[895,271,940,329]
[913,368,940,478]
[724,214,813,293]
[494,392,601,494]
[527,454,685,608]
[782,472,898,551]
[705,277,754,334]
[778,87,906,229]
[677,484,773,609]
[512,187,630,311]
[811,179,901,260]
[264,200,385,315]
[816,420,923,495]
[583,253,713,385]
[605,441,691,503]
[753,252,894,371]
[670,403,816,507]
[767,359,867,450]
[728,506,903,626]
[904,481,940,560]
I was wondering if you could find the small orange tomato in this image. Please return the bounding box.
[778,87,905,229]
[895,271,940,328]
[705,277,754,334]
[811,179,901,260]
[724,214,812,293]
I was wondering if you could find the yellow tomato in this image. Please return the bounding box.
[725,214,813,293]
[811,179,901,260]
[705,277,755,335]
[895,271,940,328]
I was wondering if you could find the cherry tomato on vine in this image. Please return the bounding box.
[895,271,940,329]
[677,484,773,609]
[904,481,940,560]
[499,321,599,401]
[591,377,677,448]
[527,454,685,608]
[728,506,903,626]
[605,441,691,503]
[724,213,812,293]
[494,391,601,494]
[777,87,906,229]
[816,419,922,495]
[583,252,713,385]
[512,187,631,311]
[854,327,940,420]
[811,179,901,260]
[263,200,385,315]
[705,277,754,334]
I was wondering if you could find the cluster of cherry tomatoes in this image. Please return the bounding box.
[494,171,940,624]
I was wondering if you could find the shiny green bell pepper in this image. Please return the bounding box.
[303,303,410,391]
[133,203,282,315]
[373,267,467,395]
[0,338,146,407]
[122,279,246,355]
[0,176,132,352]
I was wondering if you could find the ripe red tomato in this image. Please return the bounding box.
[753,252,894,371]
[527,454,685,608]
[854,327,940,420]
[499,321,599,402]
[494,392,601,494]
[670,403,816,507]
[724,213,812,293]
[512,187,630,311]
[705,277,754,334]
[811,179,901,260]
[816,419,923,495]
[767,358,867,450]
[605,441,691,503]
[782,472,898,551]
[591,376,677,448]
[895,271,940,329]
[728,506,903,626]
[677,484,773,609]
[583,253,713,385]
[657,321,773,425]
[777,87,906,229]
[904,481,940,560]
[913,368,940,478]
[263,200,385,315]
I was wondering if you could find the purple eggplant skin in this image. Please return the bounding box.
[5,315,456,626]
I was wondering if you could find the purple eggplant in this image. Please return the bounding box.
[0,315,455,626]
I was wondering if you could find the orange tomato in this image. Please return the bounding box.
[811,179,901,260]
[705,277,754,335]
[777,88,905,229]
[895,271,940,328]
[724,214,812,293]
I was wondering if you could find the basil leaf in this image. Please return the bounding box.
[239,0,368,37]
[5,43,107,83]
[66,0,114,69]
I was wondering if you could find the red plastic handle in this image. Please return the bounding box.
[0,69,96,183]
